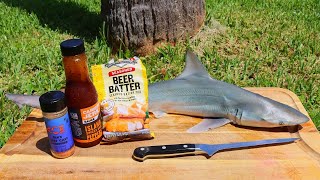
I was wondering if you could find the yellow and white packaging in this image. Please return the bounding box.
[92,57,153,144]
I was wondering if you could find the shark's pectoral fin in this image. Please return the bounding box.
[187,118,231,133]
[151,111,167,118]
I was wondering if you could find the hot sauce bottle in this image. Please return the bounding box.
[60,39,102,148]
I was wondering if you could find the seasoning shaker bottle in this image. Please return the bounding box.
[39,91,75,158]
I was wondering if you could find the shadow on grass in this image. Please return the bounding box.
[1,0,102,42]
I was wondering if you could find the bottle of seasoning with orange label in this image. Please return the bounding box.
[60,39,103,148]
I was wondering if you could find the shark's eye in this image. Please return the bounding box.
[279,121,284,125]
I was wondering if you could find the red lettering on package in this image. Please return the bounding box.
[108,67,135,77]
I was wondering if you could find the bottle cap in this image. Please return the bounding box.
[39,91,66,113]
[60,39,85,56]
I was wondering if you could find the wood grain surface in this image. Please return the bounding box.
[0,88,319,179]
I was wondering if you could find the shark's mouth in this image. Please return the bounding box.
[238,119,287,128]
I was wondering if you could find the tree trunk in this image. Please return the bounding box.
[101,0,206,55]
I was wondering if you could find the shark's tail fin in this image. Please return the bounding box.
[5,93,40,109]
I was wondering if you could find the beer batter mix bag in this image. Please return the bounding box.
[92,57,154,144]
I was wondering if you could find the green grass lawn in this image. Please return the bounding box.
[0,0,319,148]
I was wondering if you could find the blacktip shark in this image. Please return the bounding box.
[5,51,309,133]
[148,50,309,132]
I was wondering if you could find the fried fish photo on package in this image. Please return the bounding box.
[92,57,154,144]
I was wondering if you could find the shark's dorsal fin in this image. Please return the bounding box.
[176,50,211,79]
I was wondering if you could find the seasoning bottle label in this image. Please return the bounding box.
[44,113,74,153]
[69,102,102,143]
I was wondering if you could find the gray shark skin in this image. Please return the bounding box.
[148,51,309,131]
[5,94,40,109]
[5,51,309,132]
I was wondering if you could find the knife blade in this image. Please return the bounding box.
[132,138,299,161]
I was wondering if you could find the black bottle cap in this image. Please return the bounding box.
[60,39,85,56]
[39,91,66,113]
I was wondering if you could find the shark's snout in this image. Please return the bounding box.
[267,99,309,126]
[240,98,310,127]
[275,107,309,126]
[236,94,310,128]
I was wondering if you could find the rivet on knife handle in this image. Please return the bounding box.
[133,144,197,161]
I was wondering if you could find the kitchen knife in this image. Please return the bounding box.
[133,138,299,161]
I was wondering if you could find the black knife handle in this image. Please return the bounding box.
[133,144,196,161]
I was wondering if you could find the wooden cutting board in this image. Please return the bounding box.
[0,88,319,179]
